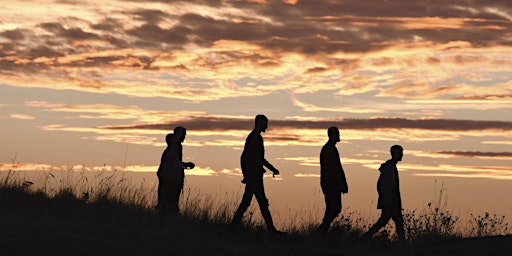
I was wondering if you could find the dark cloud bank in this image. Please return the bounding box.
[2,0,512,67]
[436,151,512,158]
[103,117,512,132]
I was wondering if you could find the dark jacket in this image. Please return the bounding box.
[320,142,348,194]
[240,130,277,183]
[157,134,184,181]
[376,160,401,210]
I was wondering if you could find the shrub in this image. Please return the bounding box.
[469,212,509,237]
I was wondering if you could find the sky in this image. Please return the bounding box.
[1,0,511,226]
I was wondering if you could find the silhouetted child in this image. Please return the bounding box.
[362,145,405,242]
[156,126,195,216]
[230,115,283,235]
[317,126,348,233]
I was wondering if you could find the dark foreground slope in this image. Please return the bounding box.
[1,186,511,256]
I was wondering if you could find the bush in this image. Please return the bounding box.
[469,212,509,237]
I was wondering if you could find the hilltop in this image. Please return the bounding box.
[1,178,511,256]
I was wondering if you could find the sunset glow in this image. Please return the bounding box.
[1,0,511,225]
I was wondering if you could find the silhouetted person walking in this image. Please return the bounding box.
[230,114,282,234]
[362,145,405,242]
[317,127,348,234]
[156,126,195,216]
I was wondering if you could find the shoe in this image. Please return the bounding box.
[315,225,329,234]
[269,229,286,236]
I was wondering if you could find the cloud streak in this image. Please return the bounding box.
[434,151,512,159]
[403,164,512,181]
[103,116,512,132]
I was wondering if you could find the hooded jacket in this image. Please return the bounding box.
[376,159,401,210]
[157,134,185,182]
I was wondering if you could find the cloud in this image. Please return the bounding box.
[381,83,512,102]
[482,141,512,145]
[402,164,512,180]
[24,100,206,124]
[279,156,318,167]
[281,156,381,168]
[0,161,219,176]
[3,1,512,57]
[105,116,512,132]
[0,162,126,172]
[187,166,217,176]
[1,29,26,40]
[2,31,512,105]
[434,151,512,160]
[22,99,512,146]
[9,114,36,120]
[40,22,100,41]
[294,173,320,178]
[291,96,385,114]
[219,168,242,176]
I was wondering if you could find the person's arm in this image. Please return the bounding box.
[340,168,348,194]
[260,135,279,175]
[183,162,195,169]
[336,148,348,194]
[380,164,394,197]
[263,159,279,175]
[179,143,195,169]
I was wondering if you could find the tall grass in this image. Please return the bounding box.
[1,168,509,242]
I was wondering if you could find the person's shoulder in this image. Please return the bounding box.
[168,134,179,144]
[322,142,335,151]
[379,160,393,171]
[248,130,262,139]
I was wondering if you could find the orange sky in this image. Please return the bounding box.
[1,0,511,226]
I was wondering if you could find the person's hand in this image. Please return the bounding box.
[272,169,280,175]
[186,162,195,169]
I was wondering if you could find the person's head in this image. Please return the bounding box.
[327,126,340,143]
[165,133,173,145]
[390,145,403,162]
[254,114,268,132]
[174,126,187,142]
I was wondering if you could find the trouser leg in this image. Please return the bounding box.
[253,182,276,231]
[363,209,392,238]
[156,177,171,215]
[168,180,183,216]
[392,211,405,241]
[318,192,342,233]
[231,185,253,228]
[156,176,162,209]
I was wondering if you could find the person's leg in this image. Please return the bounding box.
[362,209,392,239]
[157,177,171,215]
[156,176,162,209]
[230,185,254,229]
[391,210,405,242]
[168,180,183,216]
[318,191,341,233]
[253,181,278,233]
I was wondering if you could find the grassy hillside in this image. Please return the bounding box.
[1,170,510,255]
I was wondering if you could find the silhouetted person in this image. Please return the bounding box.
[317,127,348,233]
[362,145,405,242]
[230,114,282,234]
[156,126,195,216]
